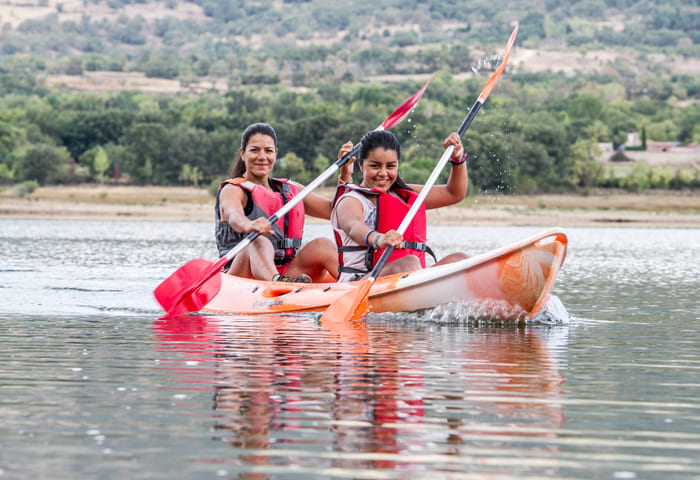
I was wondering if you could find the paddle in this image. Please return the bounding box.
[154,75,434,315]
[318,24,519,325]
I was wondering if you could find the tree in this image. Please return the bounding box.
[19,144,70,184]
[568,138,603,189]
[275,152,310,183]
[179,163,203,186]
[93,146,110,184]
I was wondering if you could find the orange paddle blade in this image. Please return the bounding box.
[154,258,225,314]
[318,279,372,326]
[478,23,518,102]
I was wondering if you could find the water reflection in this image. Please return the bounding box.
[153,314,566,477]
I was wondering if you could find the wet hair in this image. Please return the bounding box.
[230,123,278,178]
[358,130,413,192]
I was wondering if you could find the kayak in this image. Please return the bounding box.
[202,228,568,320]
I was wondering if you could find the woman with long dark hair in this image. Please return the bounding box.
[330,130,468,282]
[216,122,352,283]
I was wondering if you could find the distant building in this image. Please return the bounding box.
[626,129,640,147]
[646,141,679,152]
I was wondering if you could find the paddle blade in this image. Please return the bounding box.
[154,258,225,314]
[381,73,434,131]
[318,279,373,326]
[478,23,518,102]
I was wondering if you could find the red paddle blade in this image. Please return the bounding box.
[318,279,373,326]
[381,73,434,131]
[154,258,224,314]
[479,23,518,102]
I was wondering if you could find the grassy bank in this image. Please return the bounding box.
[1,184,699,228]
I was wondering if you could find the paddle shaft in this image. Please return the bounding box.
[366,24,519,282]
[368,101,481,281]
[316,25,518,324]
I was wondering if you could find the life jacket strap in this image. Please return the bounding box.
[401,242,438,262]
[275,238,302,250]
[338,265,369,275]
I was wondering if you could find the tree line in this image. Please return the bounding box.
[1,69,698,195]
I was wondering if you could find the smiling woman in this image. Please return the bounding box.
[214,122,353,283]
[330,129,469,283]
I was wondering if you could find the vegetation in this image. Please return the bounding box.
[0,0,698,194]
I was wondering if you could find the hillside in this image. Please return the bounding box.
[2,0,698,90]
[1,0,698,195]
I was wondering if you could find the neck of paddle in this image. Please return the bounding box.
[372,101,482,281]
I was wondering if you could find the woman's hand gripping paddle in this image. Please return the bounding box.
[154,75,434,315]
[319,24,519,326]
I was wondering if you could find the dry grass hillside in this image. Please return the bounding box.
[5,0,699,92]
[1,0,208,27]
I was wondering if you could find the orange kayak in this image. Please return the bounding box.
[203,228,568,320]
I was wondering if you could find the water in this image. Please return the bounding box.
[1,220,699,479]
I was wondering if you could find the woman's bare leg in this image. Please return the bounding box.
[285,237,339,282]
[432,252,469,266]
[380,255,421,277]
[225,236,278,281]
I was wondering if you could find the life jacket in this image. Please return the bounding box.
[332,183,435,277]
[215,177,304,270]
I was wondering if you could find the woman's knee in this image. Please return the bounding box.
[384,254,421,275]
[434,252,468,266]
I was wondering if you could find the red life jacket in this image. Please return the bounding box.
[215,177,305,270]
[332,183,433,277]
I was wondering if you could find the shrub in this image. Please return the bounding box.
[609,150,632,162]
[12,180,38,197]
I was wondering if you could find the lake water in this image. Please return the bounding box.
[1,219,699,479]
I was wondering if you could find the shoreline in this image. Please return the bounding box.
[1,185,699,228]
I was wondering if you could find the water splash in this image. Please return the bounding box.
[368,295,573,327]
[370,300,529,326]
[530,295,574,325]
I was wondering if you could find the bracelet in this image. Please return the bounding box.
[364,229,377,247]
[450,153,467,165]
[373,233,382,249]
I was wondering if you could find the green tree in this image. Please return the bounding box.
[568,138,603,189]
[179,163,203,186]
[93,146,110,184]
[275,152,309,183]
[19,144,70,184]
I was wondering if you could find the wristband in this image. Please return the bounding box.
[373,233,382,249]
[364,230,377,247]
[450,152,467,165]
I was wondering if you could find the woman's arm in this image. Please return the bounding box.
[219,184,272,235]
[335,196,402,249]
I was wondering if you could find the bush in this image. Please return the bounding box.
[609,150,632,162]
[13,180,38,197]
[620,161,650,192]
[19,144,71,184]
[208,176,226,197]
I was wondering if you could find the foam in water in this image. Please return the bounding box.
[530,295,574,325]
[369,295,573,326]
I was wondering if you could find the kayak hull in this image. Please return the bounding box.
[203,228,568,320]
